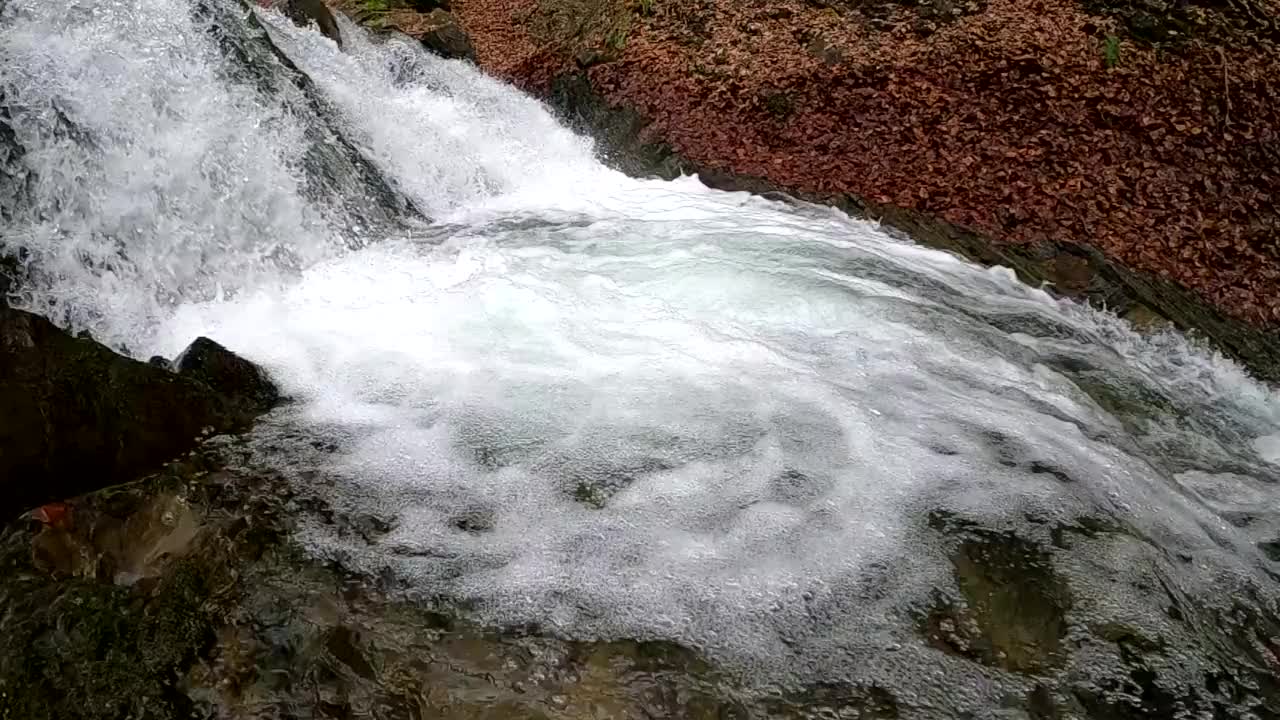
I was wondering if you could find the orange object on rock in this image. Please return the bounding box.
[30,501,72,529]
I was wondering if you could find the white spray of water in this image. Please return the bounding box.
[4,0,1280,708]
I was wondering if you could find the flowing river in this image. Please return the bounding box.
[3,0,1280,716]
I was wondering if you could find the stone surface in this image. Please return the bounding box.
[0,255,16,308]
[0,307,277,517]
[1,437,1278,719]
[408,0,451,10]
[416,8,477,60]
[175,336,281,413]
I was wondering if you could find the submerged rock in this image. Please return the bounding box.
[3,442,1278,719]
[0,306,278,517]
[924,530,1073,673]
[0,442,741,720]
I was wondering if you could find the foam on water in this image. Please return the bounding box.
[256,10,615,218]
[5,0,1280,709]
[0,0,334,344]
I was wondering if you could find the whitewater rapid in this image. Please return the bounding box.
[4,0,1280,711]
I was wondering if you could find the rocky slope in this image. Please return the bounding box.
[432,0,1280,379]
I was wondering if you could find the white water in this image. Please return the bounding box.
[4,0,1280,710]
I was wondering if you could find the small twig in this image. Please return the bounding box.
[1220,47,1231,130]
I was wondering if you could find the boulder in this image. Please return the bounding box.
[417,9,475,61]
[174,336,280,412]
[0,306,278,516]
[408,0,451,11]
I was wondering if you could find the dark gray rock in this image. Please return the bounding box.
[174,336,280,413]
[0,254,17,308]
[407,0,451,11]
[0,306,277,516]
[418,9,475,61]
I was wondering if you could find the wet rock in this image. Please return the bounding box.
[549,73,692,181]
[284,0,342,46]
[174,336,281,413]
[29,491,203,583]
[1119,303,1172,334]
[407,0,450,10]
[0,470,237,720]
[0,307,277,516]
[923,530,1073,673]
[1261,538,1280,562]
[1048,515,1125,550]
[329,2,475,62]
[449,507,496,534]
[5,437,1280,719]
[416,9,475,61]
[0,253,16,307]
[763,682,900,719]
[325,626,377,680]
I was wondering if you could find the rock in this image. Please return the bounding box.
[284,0,342,46]
[174,336,280,413]
[0,306,276,516]
[0,253,16,307]
[940,531,1073,673]
[417,9,475,61]
[407,0,451,10]
[1261,538,1280,562]
[2,435,1280,719]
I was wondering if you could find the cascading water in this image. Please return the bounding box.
[3,0,1280,715]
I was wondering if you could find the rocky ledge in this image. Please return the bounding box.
[1,428,1278,719]
[0,303,279,516]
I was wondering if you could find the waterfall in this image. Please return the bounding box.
[2,0,1279,712]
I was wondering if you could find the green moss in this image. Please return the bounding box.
[0,542,232,720]
[605,25,628,51]
[529,0,631,58]
[1103,34,1121,68]
[762,91,794,118]
[1083,0,1280,48]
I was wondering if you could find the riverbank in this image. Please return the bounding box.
[429,0,1280,380]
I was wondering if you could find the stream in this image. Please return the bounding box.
[3,0,1280,716]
